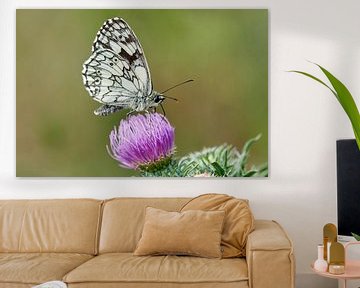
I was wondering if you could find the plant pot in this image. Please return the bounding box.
[337,139,360,238]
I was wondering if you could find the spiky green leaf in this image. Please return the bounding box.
[352,232,360,241]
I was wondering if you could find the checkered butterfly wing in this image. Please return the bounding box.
[82,18,153,115]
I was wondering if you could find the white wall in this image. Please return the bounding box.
[1,0,359,287]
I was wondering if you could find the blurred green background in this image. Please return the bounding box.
[16,9,268,177]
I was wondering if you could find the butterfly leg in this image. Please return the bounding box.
[126,110,137,117]
[160,103,166,116]
[94,104,123,116]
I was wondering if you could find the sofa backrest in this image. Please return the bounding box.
[99,197,190,253]
[0,199,102,254]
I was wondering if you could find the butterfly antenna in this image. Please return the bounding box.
[161,79,194,95]
[162,95,178,102]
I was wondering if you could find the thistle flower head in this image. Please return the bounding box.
[108,113,175,170]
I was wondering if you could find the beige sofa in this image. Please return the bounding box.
[0,198,295,288]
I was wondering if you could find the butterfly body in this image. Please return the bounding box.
[82,17,165,116]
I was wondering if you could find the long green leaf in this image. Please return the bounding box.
[290,64,360,150]
[289,70,336,96]
[316,64,360,149]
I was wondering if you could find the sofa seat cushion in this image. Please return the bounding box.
[0,253,93,285]
[64,253,248,285]
[67,283,249,288]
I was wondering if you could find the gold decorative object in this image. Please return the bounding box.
[329,242,345,264]
[329,242,345,275]
[323,223,337,261]
[328,264,345,275]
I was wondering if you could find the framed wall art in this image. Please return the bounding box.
[16,9,268,177]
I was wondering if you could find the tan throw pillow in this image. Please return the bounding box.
[134,207,225,258]
[181,193,254,258]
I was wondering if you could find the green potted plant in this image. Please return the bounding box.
[291,63,360,241]
[290,63,360,150]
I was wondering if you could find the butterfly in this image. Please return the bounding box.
[82,17,191,116]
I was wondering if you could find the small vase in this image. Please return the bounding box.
[314,244,328,272]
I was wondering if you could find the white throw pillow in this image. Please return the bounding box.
[32,281,67,288]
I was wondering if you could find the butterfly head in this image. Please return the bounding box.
[153,93,165,105]
[148,92,165,109]
[150,92,178,109]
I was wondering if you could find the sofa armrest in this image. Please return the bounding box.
[246,220,295,288]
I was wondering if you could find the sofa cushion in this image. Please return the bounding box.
[181,194,254,258]
[0,199,102,254]
[63,253,248,285]
[134,207,225,258]
[0,284,33,287]
[67,282,249,288]
[99,198,190,253]
[0,253,93,285]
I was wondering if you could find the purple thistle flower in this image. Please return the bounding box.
[107,113,175,170]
